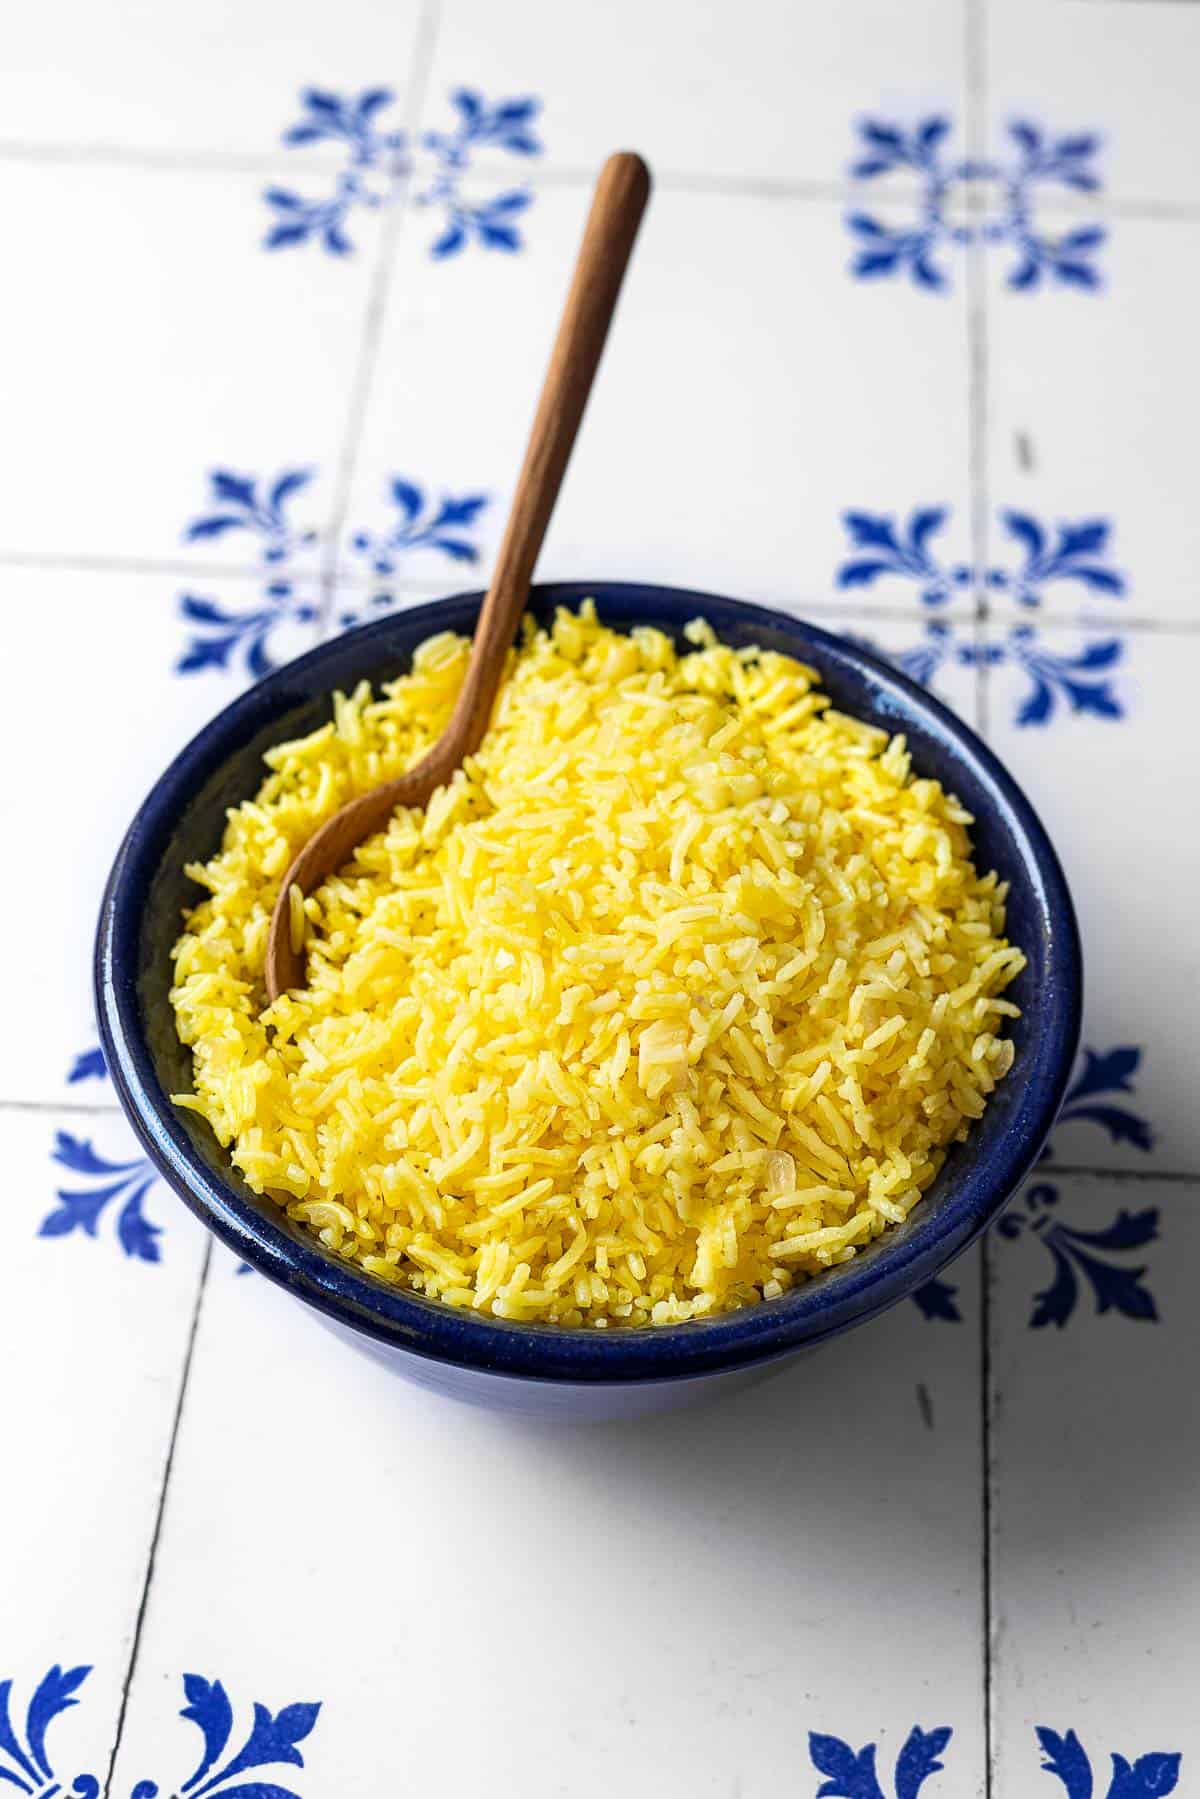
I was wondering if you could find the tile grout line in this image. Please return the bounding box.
[0,141,379,176]
[966,170,991,710]
[317,0,442,636]
[965,611,1200,637]
[979,1228,996,1799]
[1045,1162,1200,1187]
[3,543,1200,636]
[976,618,990,740]
[101,1238,213,1798]
[315,184,407,638]
[0,1097,123,1116]
[964,0,994,1790]
[0,549,295,579]
[7,544,1200,638]
[1,135,1199,221]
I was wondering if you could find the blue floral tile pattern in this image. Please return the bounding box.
[808,1725,950,1796]
[847,117,1105,292]
[910,1276,963,1325]
[3,1677,1180,1799]
[999,1183,1159,1330]
[804,1726,1181,1795]
[264,87,542,259]
[336,479,490,628]
[1049,1047,1155,1158]
[416,91,542,260]
[913,1046,1157,1328]
[46,1046,257,1272]
[46,1044,167,1265]
[991,629,1125,728]
[178,468,319,680]
[183,469,318,565]
[837,507,1128,726]
[348,480,488,579]
[1037,1726,1180,1797]
[67,1046,109,1085]
[40,1130,164,1264]
[0,1664,320,1798]
[264,88,405,255]
[175,468,491,680]
[0,1664,92,1798]
[177,590,321,684]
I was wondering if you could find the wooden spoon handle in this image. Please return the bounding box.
[426,150,652,777]
[263,153,650,1004]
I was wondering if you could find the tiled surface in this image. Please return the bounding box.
[984,623,1200,1175]
[988,0,1200,212]
[989,1170,1199,1799]
[343,189,973,606]
[0,1,426,161]
[4,3,1199,1796]
[3,1109,208,1779]
[985,219,1200,629]
[109,1254,987,1798]
[421,0,967,185]
[0,160,370,567]
[0,566,321,1106]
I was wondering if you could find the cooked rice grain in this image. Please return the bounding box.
[170,604,1025,1326]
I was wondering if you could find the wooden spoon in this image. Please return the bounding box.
[264,150,651,1002]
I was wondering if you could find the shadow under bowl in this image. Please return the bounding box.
[96,582,1082,1419]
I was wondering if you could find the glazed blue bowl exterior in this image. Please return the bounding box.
[96,583,1082,1419]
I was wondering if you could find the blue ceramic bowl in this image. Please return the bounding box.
[97,583,1081,1418]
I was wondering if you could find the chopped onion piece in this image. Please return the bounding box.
[638,1021,689,1092]
[765,1150,796,1196]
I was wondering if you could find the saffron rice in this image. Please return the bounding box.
[170,605,1025,1327]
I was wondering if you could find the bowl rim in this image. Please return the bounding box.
[96,581,1082,1385]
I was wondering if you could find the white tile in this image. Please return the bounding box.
[989,1169,1199,1795]
[111,1256,985,1798]
[0,2,423,161]
[0,1107,207,1791]
[982,622,1199,1176]
[344,189,971,607]
[420,0,965,185]
[986,218,1200,629]
[0,158,375,565]
[0,565,321,1106]
[990,0,1200,210]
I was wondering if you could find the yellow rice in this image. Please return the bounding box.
[169,604,1025,1327]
